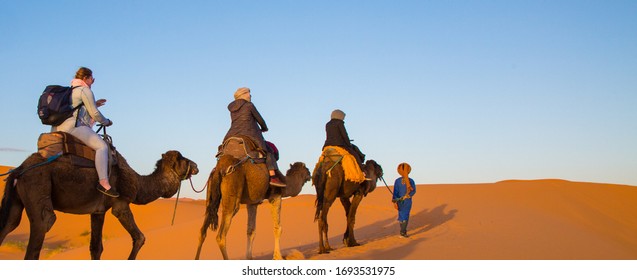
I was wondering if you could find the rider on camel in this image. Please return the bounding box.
[223,87,286,187]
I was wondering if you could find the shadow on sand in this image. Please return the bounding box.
[0,232,79,259]
[273,203,457,259]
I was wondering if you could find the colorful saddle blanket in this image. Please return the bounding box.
[317,146,365,183]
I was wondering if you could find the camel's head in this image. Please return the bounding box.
[290,162,311,183]
[162,150,199,180]
[283,162,311,197]
[365,160,383,179]
[363,159,383,193]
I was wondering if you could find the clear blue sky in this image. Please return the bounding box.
[1,0,636,199]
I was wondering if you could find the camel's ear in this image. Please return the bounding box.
[162,151,176,162]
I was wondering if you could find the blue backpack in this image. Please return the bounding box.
[37,85,80,126]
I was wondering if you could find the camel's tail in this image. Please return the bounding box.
[203,164,222,232]
[0,170,19,232]
[195,165,221,259]
[312,162,326,222]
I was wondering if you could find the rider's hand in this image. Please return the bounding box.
[96,99,107,107]
[103,119,113,127]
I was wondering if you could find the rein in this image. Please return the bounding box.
[381,176,412,203]
[0,154,63,179]
[380,176,394,195]
[171,163,207,225]
[171,164,192,181]
[170,163,190,226]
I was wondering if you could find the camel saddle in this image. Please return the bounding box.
[216,136,266,164]
[321,147,344,162]
[37,131,117,168]
[318,146,366,184]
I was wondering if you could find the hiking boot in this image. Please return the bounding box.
[269,177,286,187]
[399,221,408,237]
[97,184,120,198]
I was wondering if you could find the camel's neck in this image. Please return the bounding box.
[114,153,182,205]
[134,166,182,205]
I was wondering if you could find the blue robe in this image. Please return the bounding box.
[393,177,416,222]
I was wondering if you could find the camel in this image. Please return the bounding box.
[0,150,198,260]
[195,154,311,260]
[312,158,383,254]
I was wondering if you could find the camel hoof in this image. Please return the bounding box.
[318,249,331,254]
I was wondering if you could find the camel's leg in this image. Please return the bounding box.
[25,222,48,260]
[339,196,352,242]
[316,206,324,253]
[246,204,257,260]
[343,194,363,247]
[317,212,325,254]
[22,200,56,260]
[0,199,24,245]
[19,178,56,260]
[318,198,335,254]
[90,213,106,260]
[111,202,145,260]
[216,199,239,260]
[316,197,327,254]
[195,220,209,260]
[318,177,341,254]
[216,211,235,260]
[269,193,283,260]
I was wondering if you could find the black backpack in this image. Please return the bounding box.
[37,85,81,126]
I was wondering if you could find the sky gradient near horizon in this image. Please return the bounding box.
[1,0,636,199]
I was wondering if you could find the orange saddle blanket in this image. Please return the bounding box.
[317,146,366,184]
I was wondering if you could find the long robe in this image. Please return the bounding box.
[392,177,416,222]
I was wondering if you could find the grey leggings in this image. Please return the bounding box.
[53,123,109,181]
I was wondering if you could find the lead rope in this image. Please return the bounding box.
[380,176,394,195]
[171,165,208,225]
[171,183,181,225]
[170,164,189,226]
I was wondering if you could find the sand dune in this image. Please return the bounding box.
[1,164,636,260]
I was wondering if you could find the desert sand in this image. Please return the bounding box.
[1,163,636,261]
